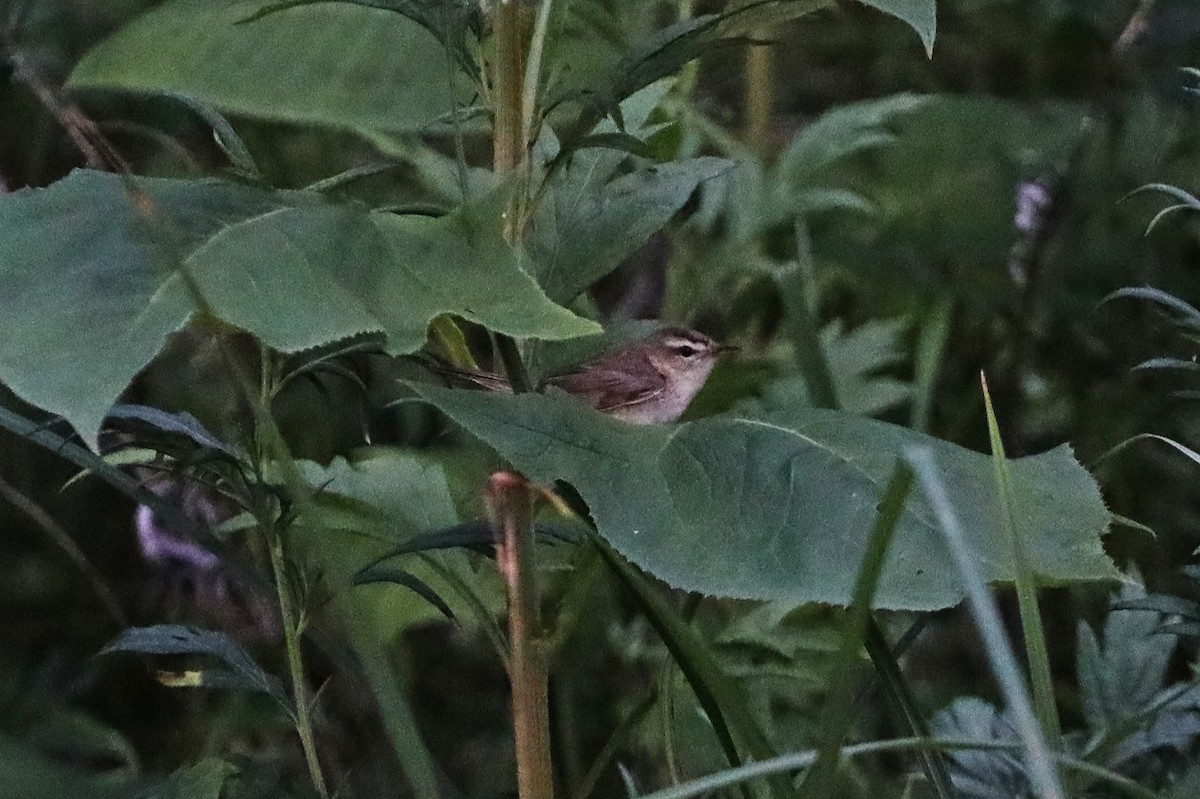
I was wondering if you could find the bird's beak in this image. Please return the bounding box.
[715,343,740,356]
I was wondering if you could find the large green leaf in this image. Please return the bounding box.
[68,0,471,133]
[412,386,1117,609]
[0,171,597,442]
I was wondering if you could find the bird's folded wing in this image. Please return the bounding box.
[544,358,667,412]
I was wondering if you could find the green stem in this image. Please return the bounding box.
[266,520,329,799]
[800,465,913,796]
[743,29,774,158]
[488,473,554,799]
[786,221,839,409]
[490,1,534,394]
[492,0,526,181]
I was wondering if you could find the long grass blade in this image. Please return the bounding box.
[980,373,1060,743]
[634,737,1155,799]
[906,446,1064,799]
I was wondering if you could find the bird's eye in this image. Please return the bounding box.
[673,345,700,358]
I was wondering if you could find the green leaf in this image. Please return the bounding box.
[1078,584,1177,732]
[243,0,482,80]
[0,733,128,799]
[190,198,601,353]
[758,319,912,416]
[529,156,731,302]
[558,0,832,115]
[412,387,1117,609]
[290,448,473,799]
[138,758,238,799]
[599,540,799,799]
[930,699,1029,797]
[0,171,597,442]
[99,624,293,713]
[68,0,471,133]
[853,0,937,57]
[771,93,927,222]
[292,447,503,639]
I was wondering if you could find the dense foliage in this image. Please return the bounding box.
[3,1,1200,797]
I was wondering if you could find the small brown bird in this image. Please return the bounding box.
[432,326,732,424]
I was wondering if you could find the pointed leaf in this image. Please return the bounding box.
[853,0,937,57]
[99,624,292,712]
[106,404,239,456]
[412,387,1117,609]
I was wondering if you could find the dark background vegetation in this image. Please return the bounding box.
[6,1,1200,797]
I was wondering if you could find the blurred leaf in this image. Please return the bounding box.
[871,97,1087,279]
[99,625,292,713]
[172,96,262,180]
[1078,585,1200,772]
[1078,583,1175,734]
[600,540,799,799]
[1164,765,1200,799]
[930,699,1028,798]
[570,0,832,114]
[0,171,598,442]
[243,0,481,79]
[853,0,937,56]
[699,94,926,241]
[354,566,457,621]
[291,448,491,798]
[1126,182,1200,235]
[136,758,237,799]
[0,405,210,540]
[758,318,912,416]
[292,446,506,639]
[773,93,928,219]
[68,0,471,133]
[0,733,128,799]
[411,386,1117,609]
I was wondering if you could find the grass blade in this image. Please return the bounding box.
[905,446,1065,799]
[980,373,1061,743]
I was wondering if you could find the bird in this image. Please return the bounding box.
[426,326,733,424]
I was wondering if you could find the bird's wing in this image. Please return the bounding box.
[544,356,668,412]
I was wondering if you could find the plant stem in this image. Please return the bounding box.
[266,519,330,799]
[743,29,774,159]
[786,221,839,409]
[492,0,526,179]
[488,473,554,799]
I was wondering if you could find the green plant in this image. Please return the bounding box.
[0,1,1155,798]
